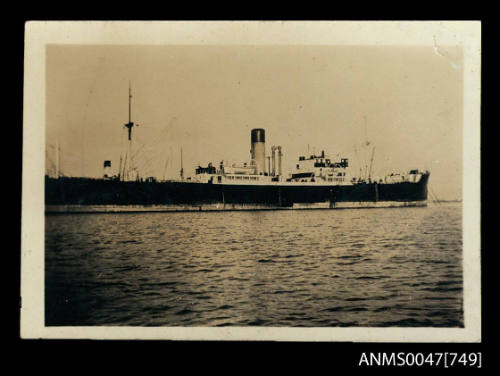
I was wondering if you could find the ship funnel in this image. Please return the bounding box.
[271,146,276,176]
[277,146,282,176]
[250,128,266,175]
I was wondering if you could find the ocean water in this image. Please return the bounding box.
[45,204,463,327]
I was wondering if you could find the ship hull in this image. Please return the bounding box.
[45,173,429,213]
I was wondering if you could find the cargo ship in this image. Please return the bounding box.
[45,88,429,213]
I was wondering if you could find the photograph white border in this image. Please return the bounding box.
[21,21,481,341]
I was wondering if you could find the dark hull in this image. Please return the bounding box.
[45,174,429,207]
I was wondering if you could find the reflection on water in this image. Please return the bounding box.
[45,204,463,327]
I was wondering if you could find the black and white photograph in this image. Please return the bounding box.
[21,21,481,341]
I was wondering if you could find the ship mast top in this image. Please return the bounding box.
[125,82,136,141]
[121,82,140,181]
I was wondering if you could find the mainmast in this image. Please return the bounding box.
[368,146,376,181]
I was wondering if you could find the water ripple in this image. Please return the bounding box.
[45,204,463,327]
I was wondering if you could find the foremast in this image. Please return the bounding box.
[121,82,139,181]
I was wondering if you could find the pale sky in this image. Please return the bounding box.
[46,45,463,200]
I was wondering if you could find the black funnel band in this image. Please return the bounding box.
[251,129,265,143]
